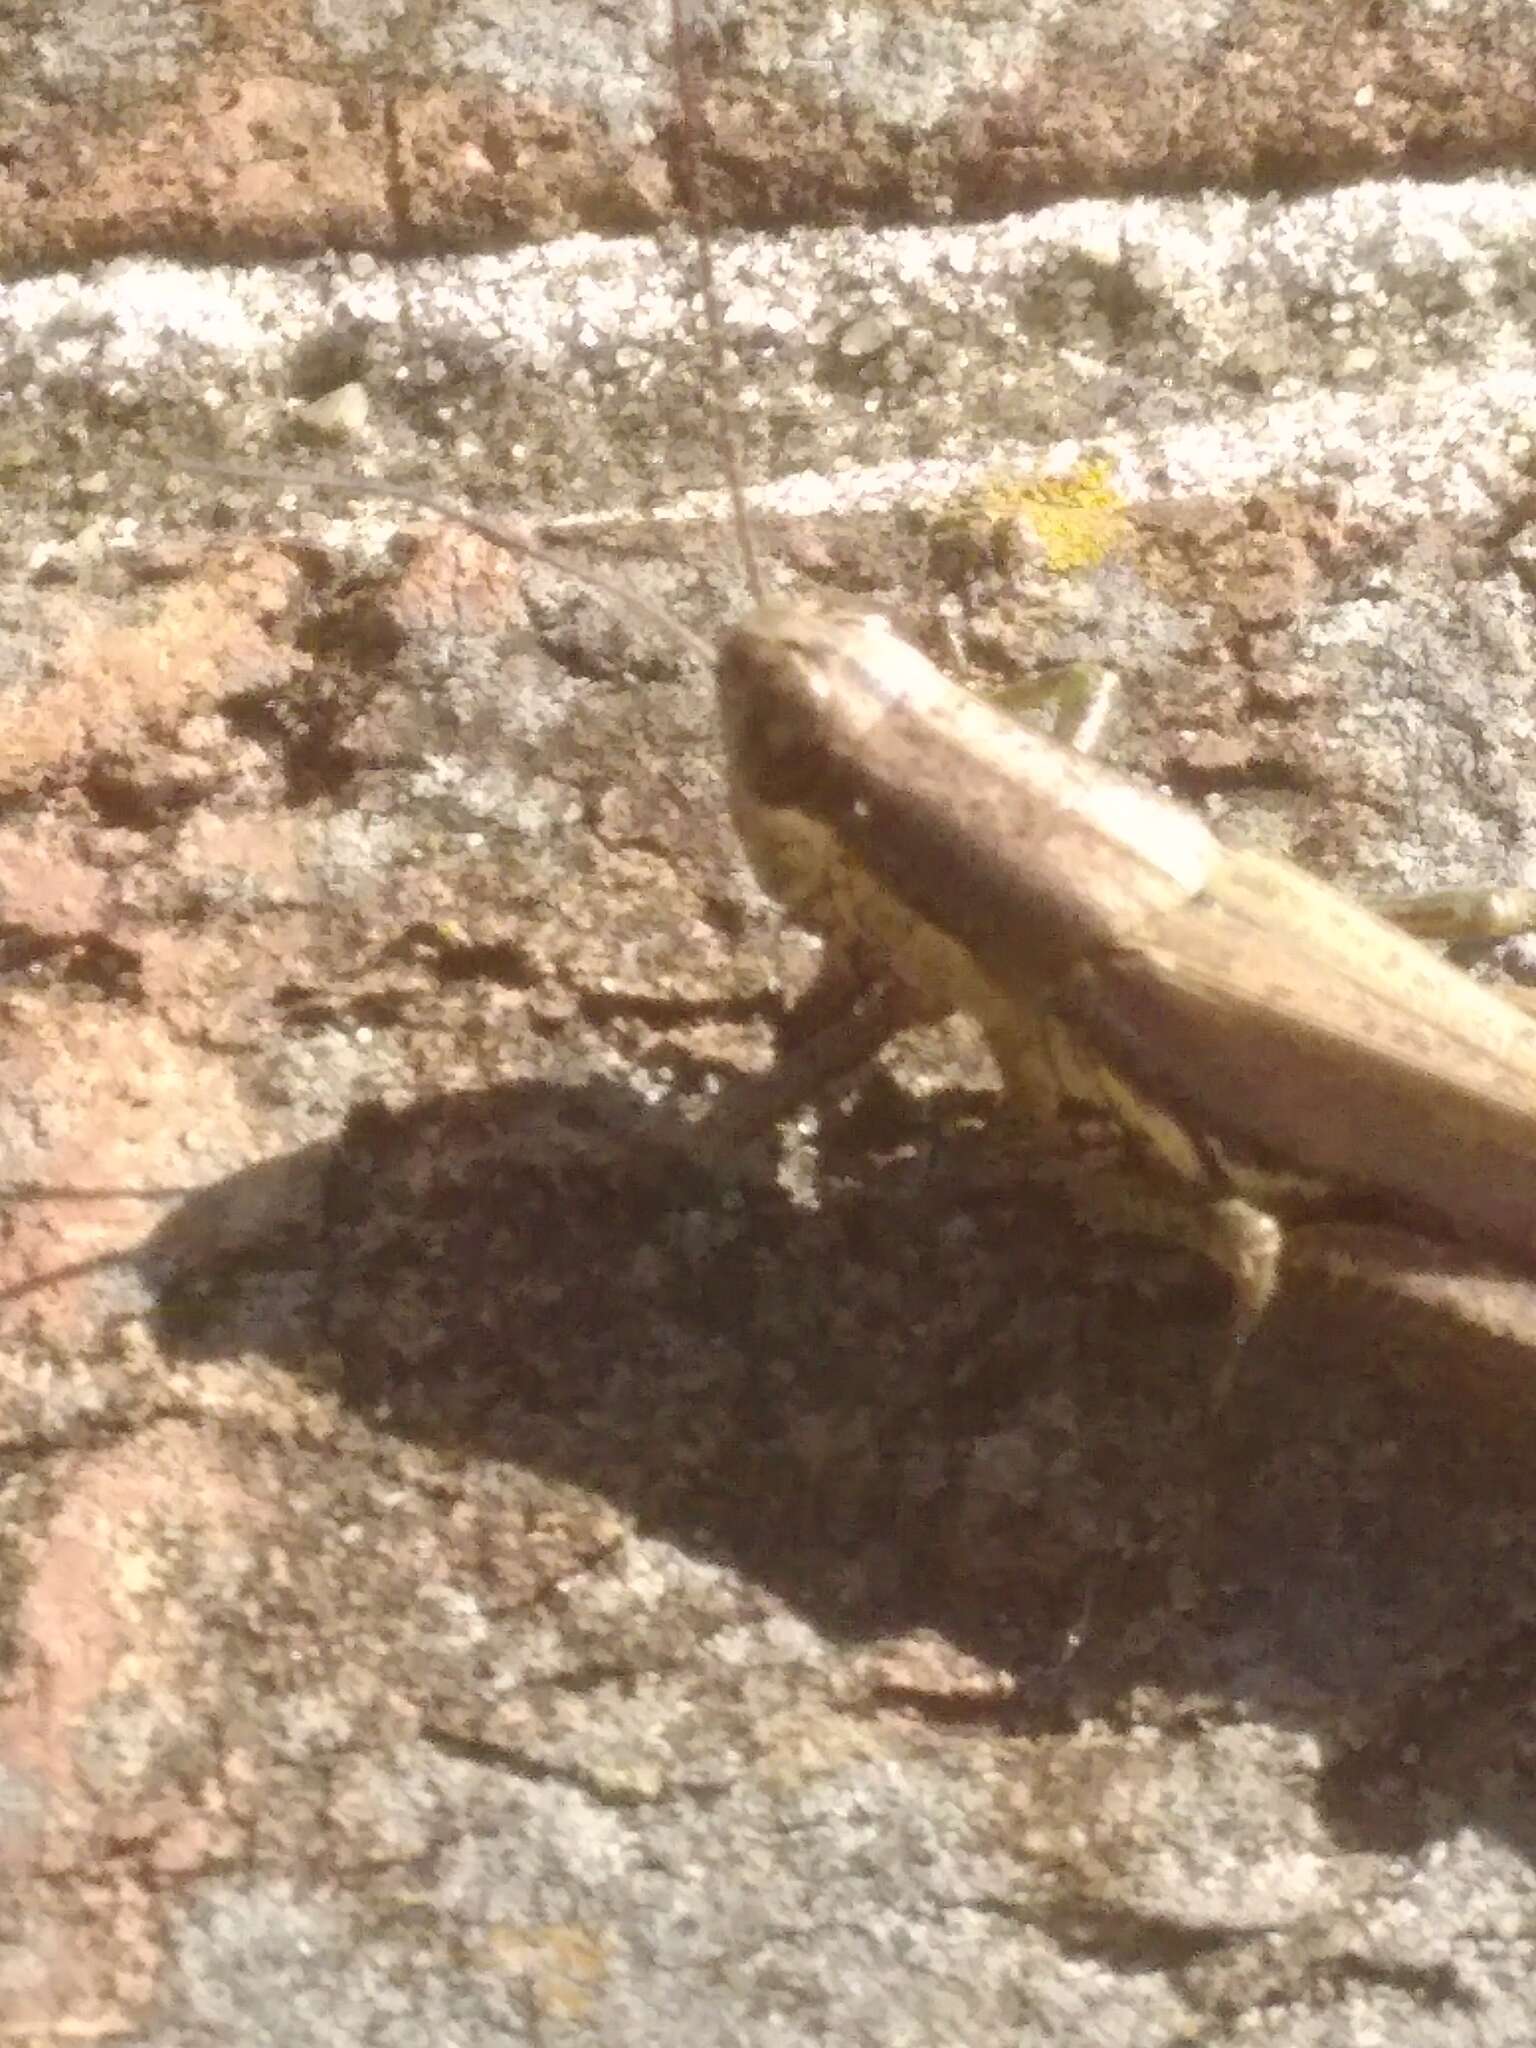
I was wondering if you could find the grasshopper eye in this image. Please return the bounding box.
[715,634,832,811]
[743,718,826,810]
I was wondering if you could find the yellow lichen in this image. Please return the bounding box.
[941,457,1127,573]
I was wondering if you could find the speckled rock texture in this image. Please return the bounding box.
[7,2,1536,2043]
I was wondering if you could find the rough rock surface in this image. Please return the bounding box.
[7,3,1536,2044]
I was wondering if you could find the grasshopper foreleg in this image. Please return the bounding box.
[692,956,919,1159]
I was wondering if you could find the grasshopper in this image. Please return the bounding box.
[663,0,1536,1351]
[713,591,1536,1341]
[162,1,1536,1365]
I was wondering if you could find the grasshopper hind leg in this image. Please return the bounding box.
[1011,1129,1286,1376]
[1194,1197,1285,1398]
[983,1005,1287,1380]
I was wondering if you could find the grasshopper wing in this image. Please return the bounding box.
[1050,850,1536,1261]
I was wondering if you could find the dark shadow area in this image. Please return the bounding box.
[109,1073,1536,1868]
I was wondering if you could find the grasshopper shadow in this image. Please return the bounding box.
[135,1073,1536,1867]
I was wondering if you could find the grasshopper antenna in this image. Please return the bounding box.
[668,0,765,607]
[170,7,764,654]
[176,460,712,665]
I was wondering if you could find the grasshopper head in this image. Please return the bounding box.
[717,596,966,826]
[714,598,998,1017]
[714,597,919,923]
[716,598,897,808]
